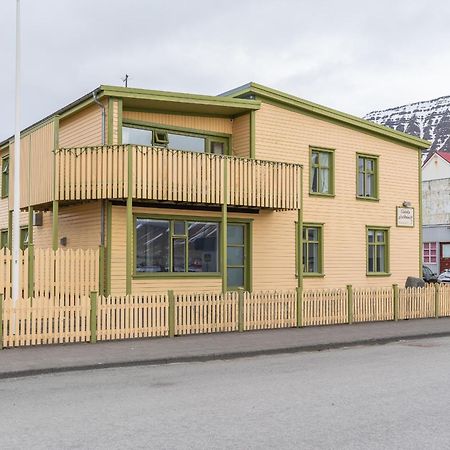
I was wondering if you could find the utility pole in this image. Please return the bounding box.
[122,74,129,87]
[12,0,21,304]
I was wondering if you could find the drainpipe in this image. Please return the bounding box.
[93,92,106,246]
[93,91,106,145]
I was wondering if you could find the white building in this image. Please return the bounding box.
[422,151,450,275]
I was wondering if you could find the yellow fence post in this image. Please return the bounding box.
[90,291,98,344]
[393,284,399,321]
[238,288,244,332]
[168,290,175,338]
[0,293,3,350]
[435,283,440,319]
[346,284,353,324]
[296,286,303,327]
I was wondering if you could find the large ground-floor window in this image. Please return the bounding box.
[135,217,219,274]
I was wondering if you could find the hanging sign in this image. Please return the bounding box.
[396,207,414,227]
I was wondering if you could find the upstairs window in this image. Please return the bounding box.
[310,148,334,196]
[167,133,204,152]
[2,156,9,198]
[122,125,228,155]
[122,127,152,146]
[357,154,378,199]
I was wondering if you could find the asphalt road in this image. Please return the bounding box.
[1,337,450,450]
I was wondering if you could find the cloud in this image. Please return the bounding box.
[1,0,450,141]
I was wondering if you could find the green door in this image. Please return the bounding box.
[227,223,248,290]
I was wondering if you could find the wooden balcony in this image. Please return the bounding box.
[54,145,302,210]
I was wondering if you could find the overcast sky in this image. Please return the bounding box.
[1,0,450,141]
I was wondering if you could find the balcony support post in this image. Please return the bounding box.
[51,116,60,252]
[125,145,133,295]
[52,200,59,251]
[221,158,228,294]
[296,167,304,328]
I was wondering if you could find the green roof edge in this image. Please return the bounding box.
[220,82,431,150]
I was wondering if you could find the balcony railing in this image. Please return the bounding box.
[54,145,302,210]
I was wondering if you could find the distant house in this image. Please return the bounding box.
[422,151,450,274]
[423,151,450,181]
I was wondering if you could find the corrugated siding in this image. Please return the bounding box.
[113,100,119,144]
[59,103,104,148]
[232,113,250,158]
[251,101,420,290]
[122,111,233,135]
[8,121,55,208]
[33,201,101,249]
[0,198,8,230]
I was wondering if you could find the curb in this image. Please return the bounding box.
[1,330,450,380]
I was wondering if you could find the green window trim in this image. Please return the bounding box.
[122,121,231,155]
[227,223,250,291]
[1,155,9,198]
[309,147,335,197]
[356,153,379,200]
[366,226,390,276]
[0,229,8,249]
[133,214,223,279]
[132,213,253,280]
[20,227,29,250]
[295,222,324,277]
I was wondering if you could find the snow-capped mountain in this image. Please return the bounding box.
[364,95,450,155]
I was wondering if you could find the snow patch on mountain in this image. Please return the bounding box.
[364,95,450,154]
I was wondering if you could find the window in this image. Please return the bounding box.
[0,229,8,249]
[135,218,219,274]
[367,228,389,274]
[423,242,437,264]
[310,148,333,195]
[154,130,169,145]
[357,154,378,199]
[20,227,29,250]
[122,125,228,155]
[167,133,204,152]
[122,127,152,146]
[2,156,9,198]
[302,225,323,275]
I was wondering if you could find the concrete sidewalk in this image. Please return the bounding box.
[1,318,450,379]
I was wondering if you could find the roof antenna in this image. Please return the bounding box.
[121,74,129,87]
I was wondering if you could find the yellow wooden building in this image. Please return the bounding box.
[0,83,429,295]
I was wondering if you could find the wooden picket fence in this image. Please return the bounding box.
[354,287,394,322]
[2,284,450,348]
[97,294,168,341]
[2,294,91,347]
[303,288,348,326]
[176,292,238,335]
[1,247,100,299]
[245,291,297,330]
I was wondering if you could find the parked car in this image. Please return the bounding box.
[437,269,450,283]
[423,265,438,283]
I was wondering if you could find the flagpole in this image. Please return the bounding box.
[12,0,21,305]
